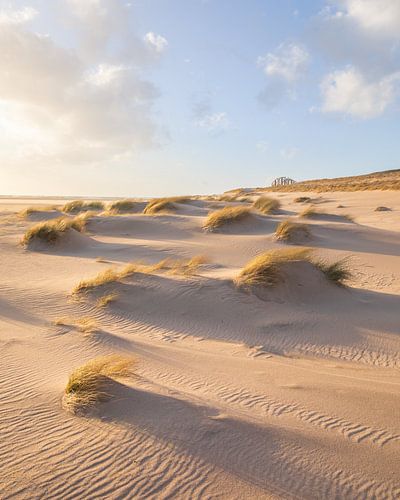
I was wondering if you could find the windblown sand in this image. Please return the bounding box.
[1,190,399,499]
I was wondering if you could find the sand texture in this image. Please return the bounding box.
[0,190,399,499]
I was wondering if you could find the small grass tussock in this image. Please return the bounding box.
[21,215,90,245]
[314,258,351,285]
[107,199,137,214]
[275,220,310,242]
[375,206,391,212]
[73,268,123,294]
[74,256,208,295]
[63,355,135,413]
[97,292,119,307]
[53,316,98,334]
[236,248,351,288]
[300,206,320,218]
[253,196,280,214]
[203,206,251,231]
[143,197,190,215]
[18,206,59,218]
[63,200,105,213]
[294,197,311,203]
[236,248,312,287]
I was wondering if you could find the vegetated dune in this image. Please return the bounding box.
[264,168,400,192]
[1,188,400,499]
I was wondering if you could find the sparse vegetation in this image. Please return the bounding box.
[97,292,119,307]
[203,206,251,231]
[73,268,124,294]
[375,206,391,212]
[108,199,137,214]
[53,316,99,334]
[264,169,400,192]
[253,196,280,214]
[18,206,59,218]
[63,200,105,213]
[63,355,135,413]
[143,197,190,215]
[73,256,208,294]
[236,248,312,287]
[315,258,351,285]
[236,248,351,287]
[300,206,320,218]
[275,220,310,242]
[294,197,311,203]
[21,214,89,246]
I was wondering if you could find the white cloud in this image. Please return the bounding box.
[144,32,168,53]
[195,112,230,132]
[258,43,309,82]
[0,1,165,170]
[321,66,400,118]
[0,6,37,25]
[280,147,299,160]
[338,0,400,38]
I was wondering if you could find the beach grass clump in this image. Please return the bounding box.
[21,215,89,246]
[294,196,311,203]
[161,255,208,276]
[143,197,190,215]
[203,206,251,231]
[63,200,105,213]
[63,355,135,413]
[73,256,208,295]
[374,206,391,212]
[236,248,312,287]
[107,199,137,214]
[253,196,280,214]
[236,248,351,288]
[315,258,351,285]
[300,206,320,218]
[275,220,310,242]
[97,292,119,308]
[73,268,124,294]
[18,206,59,219]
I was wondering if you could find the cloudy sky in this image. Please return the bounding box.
[1,0,400,196]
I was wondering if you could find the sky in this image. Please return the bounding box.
[0,0,400,197]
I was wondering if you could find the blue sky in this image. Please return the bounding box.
[0,0,399,196]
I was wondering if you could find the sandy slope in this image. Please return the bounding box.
[0,191,399,499]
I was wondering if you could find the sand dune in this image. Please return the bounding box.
[1,190,399,499]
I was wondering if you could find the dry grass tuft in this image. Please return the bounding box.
[73,268,123,294]
[275,220,310,242]
[21,214,90,246]
[73,256,207,294]
[107,199,137,214]
[18,206,59,218]
[53,316,98,334]
[375,206,391,212]
[253,196,280,214]
[63,355,135,413]
[97,292,119,307]
[203,206,251,231]
[236,248,351,288]
[315,258,351,285]
[236,248,312,287]
[63,200,105,213]
[74,317,99,334]
[143,197,190,215]
[294,196,311,203]
[300,206,320,218]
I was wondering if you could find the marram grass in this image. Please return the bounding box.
[203,206,251,231]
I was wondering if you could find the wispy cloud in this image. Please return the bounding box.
[144,32,168,53]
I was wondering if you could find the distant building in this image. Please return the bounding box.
[271,176,296,187]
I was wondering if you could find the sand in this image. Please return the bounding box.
[0,190,399,499]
